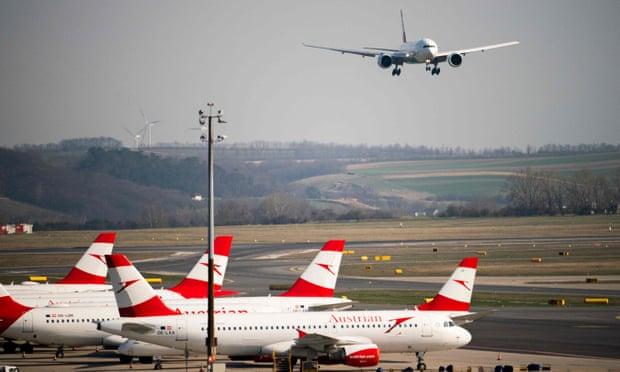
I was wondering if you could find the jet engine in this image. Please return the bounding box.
[376,54,392,69]
[448,53,463,67]
[324,344,380,367]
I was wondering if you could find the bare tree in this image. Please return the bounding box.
[506,168,545,215]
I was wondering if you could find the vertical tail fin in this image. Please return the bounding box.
[400,9,407,43]
[416,257,478,311]
[105,254,179,317]
[0,285,33,334]
[57,232,116,284]
[167,235,236,298]
[279,240,345,297]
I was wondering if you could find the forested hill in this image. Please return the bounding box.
[1,140,618,230]
[0,145,345,229]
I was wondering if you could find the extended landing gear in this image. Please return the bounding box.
[55,346,64,359]
[392,67,402,76]
[416,351,427,371]
[425,64,440,76]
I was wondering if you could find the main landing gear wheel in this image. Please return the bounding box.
[431,67,440,76]
[391,67,401,76]
[55,347,64,359]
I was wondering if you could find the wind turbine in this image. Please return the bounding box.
[124,126,145,149]
[140,109,160,148]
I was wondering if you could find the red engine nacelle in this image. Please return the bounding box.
[324,344,380,367]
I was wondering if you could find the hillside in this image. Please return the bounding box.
[1,143,618,229]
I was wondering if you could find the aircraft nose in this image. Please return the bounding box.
[457,326,472,347]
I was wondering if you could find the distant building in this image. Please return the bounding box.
[1,223,33,234]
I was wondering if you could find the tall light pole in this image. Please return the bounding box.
[198,102,226,372]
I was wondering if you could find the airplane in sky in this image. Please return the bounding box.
[98,254,476,370]
[3,232,116,294]
[0,240,351,360]
[304,10,519,76]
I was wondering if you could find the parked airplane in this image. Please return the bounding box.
[304,10,519,76]
[0,240,351,359]
[3,232,116,294]
[117,255,478,365]
[8,235,235,306]
[115,239,350,363]
[99,254,475,370]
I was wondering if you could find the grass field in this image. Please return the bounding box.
[1,215,619,249]
[343,152,620,201]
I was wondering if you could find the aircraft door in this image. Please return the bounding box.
[176,318,188,341]
[421,317,433,337]
[22,312,33,333]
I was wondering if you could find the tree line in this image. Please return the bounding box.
[505,167,620,215]
[442,167,620,217]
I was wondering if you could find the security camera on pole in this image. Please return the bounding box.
[198,102,226,372]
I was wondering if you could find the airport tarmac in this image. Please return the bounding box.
[1,347,619,372]
[1,240,619,371]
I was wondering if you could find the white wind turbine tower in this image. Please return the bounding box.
[140,109,161,148]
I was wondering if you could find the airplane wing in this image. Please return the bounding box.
[433,41,519,63]
[451,310,496,325]
[303,43,379,58]
[121,322,158,334]
[295,331,373,351]
[307,302,354,312]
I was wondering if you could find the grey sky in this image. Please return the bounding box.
[1,0,619,150]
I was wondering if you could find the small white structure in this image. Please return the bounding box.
[1,223,33,234]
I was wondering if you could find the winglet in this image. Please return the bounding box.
[57,232,116,284]
[0,285,33,334]
[279,240,345,297]
[168,236,237,298]
[106,254,179,317]
[416,257,478,311]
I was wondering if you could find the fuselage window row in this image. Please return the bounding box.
[214,323,421,332]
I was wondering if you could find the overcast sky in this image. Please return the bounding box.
[1,1,619,150]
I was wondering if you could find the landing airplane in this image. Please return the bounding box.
[99,254,476,370]
[0,240,351,359]
[3,232,116,294]
[304,10,519,76]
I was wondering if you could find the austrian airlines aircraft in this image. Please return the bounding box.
[3,232,116,294]
[9,235,235,306]
[99,254,475,370]
[0,240,351,359]
[304,10,519,76]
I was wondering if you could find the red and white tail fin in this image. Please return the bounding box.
[280,240,345,297]
[416,257,478,311]
[0,285,33,334]
[167,235,236,298]
[105,254,178,317]
[57,232,116,284]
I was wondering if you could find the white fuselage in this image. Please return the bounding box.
[100,310,471,359]
[0,296,351,348]
[399,38,438,64]
[3,282,112,295]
